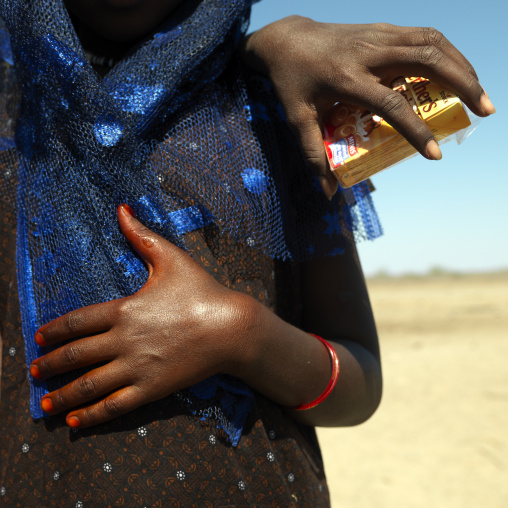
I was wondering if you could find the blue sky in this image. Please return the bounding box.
[250,0,507,276]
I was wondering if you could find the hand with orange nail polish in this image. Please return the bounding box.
[31,204,382,429]
[30,204,257,429]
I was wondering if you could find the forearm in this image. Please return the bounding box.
[225,245,382,427]
[227,298,381,427]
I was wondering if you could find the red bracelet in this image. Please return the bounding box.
[291,334,340,411]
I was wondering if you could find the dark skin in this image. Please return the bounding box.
[242,16,496,198]
[32,205,380,428]
[27,1,493,428]
[64,0,187,51]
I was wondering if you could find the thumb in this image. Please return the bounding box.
[286,105,336,200]
[116,204,167,274]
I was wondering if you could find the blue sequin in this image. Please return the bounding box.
[94,115,123,146]
[40,288,81,326]
[169,205,213,235]
[244,104,252,122]
[115,253,145,277]
[342,203,354,231]
[137,195,168,226]
[241,168,268,194]
[108,83,167,115]
[61,220,92,260]
[43,33,86,83]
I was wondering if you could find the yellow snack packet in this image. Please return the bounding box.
[323,77,473,188]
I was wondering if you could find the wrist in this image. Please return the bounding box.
[217,290,265,379]
[240,29,270,75]
[241,16,310,76]
[220,293,334,408]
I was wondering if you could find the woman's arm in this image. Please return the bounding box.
[230,243,381,427]
[30,205,380,428]
[241,17,496,198]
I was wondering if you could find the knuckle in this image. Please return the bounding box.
[422,27,444,47]
[304,152,325,174]
[416,45,444,67]
[336,65,360,91]
[54,390,68,409]
[62,344,82,366]
[36,355,49,374]
[465,75,482,97]
[136,224,150,235]
[64,311,82,335]
[378,92,407,117]
[102,397,122,418]
[285,103,313,128]
[115,298,135,322]
[77,376,97,398]
[369,22,395,34]
[411,122,433,146]
[350,39,377,56]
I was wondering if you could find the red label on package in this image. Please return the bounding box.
[346,134,357,157]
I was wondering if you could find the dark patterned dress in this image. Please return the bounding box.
[0,174,331,506]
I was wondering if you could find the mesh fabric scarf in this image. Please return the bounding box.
[0,0,381,445]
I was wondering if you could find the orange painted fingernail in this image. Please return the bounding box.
[41,397,54,413]
[35,332,47,347]
[66,416,81,428]
[122,204,136,218]
[30,364,41,379]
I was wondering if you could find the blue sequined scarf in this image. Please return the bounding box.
[0,0,381,445]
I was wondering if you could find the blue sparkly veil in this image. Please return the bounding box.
[0,0,381,444]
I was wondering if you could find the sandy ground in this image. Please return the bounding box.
[316,272,508,508]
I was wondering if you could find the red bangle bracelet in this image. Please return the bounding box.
[291,333,340,411]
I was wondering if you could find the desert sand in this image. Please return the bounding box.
[317,272,508,508]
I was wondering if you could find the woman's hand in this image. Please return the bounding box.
[29,204,253,428]
[242,17,496,198]
[29,206,382,429]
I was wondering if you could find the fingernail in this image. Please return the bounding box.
[318,176,333,201]
[30,364,41,379]
[425,140,442,161]
[35,331,47,347]
[66,416,81,428]
[480,93,496,115]
[41,397,54,413]
[122,203,136,218]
